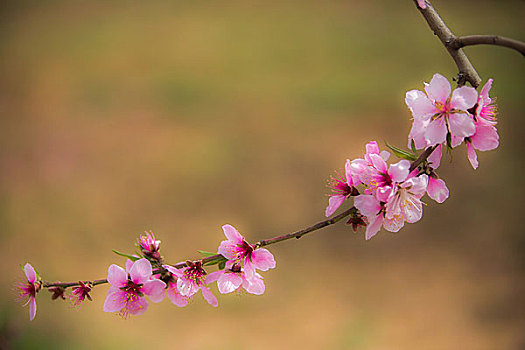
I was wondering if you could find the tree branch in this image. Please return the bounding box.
[414,0,481,87]
[453,35,525,56]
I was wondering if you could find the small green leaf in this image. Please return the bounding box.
[197,250,217,257]
[112,250,140,261]
[385,142,417,161]
[218,261,226,270]
[203,256,227,266]
[410,139,417,155]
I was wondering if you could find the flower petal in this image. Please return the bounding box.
[217,273,243,294]
[24,263,37,284]
[107,264,128,288]
[167,285,189,307]
[103,288,125,313]
[448,113,475,138]
[471,122,499,151]
[244,274,265,295]
[427,144,442,169]
[205,271,223,284]
[177,277,199,297]
[388,160,410,183]
[354,195,381,217]
[325,195,346,217]
[450,86,478,110]
[251,248,276,271]
[28,297,37,321]
[466,142,479,169]
[425,117,447,146]
[365,215,383,240]
[127,297,148,316]
[200,286,218,307]
[129,258,152,285]
[425,73,451,103]
[405,89,436,119]
[427,177,449,203]
[218,240,240,260]
[142,279,166,303]
[222,224,244,243]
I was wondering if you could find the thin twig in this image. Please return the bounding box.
[453,35,525,56]
[414,0,481,87]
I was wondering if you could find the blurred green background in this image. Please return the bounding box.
[1,0,524,349]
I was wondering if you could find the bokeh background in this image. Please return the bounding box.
[1,0,524,349]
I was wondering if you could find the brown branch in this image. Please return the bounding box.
[414,0,481,87]
[453,35,525,56]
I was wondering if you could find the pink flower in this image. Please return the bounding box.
[137,230,161,261]
[103,258,166,317]
[325,160,359,217]
[349,141,391,186]
[207,263,265,295]
[354,174,428,239]
[17,263,40,321]
[476,79,497,123]
[176,261,218,307]
[406,73,478,148]
[218,224,276,280]
[466,119,499,169]
[69,281,92,307]
[162,265,189,307]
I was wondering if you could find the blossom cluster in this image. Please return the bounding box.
[326,73,499,239]
[19,226,276,320]
[17,73,499,321]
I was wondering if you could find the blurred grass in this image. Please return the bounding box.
[0,0,524,349]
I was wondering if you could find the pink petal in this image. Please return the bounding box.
[103,288,125,312]
[382,215,404,233]
[405,90,436,119]
[244,257,255,280]
[354,195,381,217]
[24,263,37,284]
[425,73,451,103]
[365,215,383,240]
[376,185,393,203]
[129,258,152,285]
[107,264,128,288]
[425,117,447,146]
[427,177,449,203]
[466,142,479,169]
[479,79,493,102]
[28,297,37,321]
[163,265,183,278]
[218,240,239,260]
[408,118,430,150]
[427,144,442,169]
[142,279,166,303]
[251,248,276,271]
[205,271,223,284]
[222,224,244,243]
[388,160,410,183]
[471,122,499,151]
[344,159,355,186]
[167,285,189,307]
[217,273,243,294]
[403,200,423,224]
[127,297,148,315]
[177,277,199,297]
[405,174,428,197]
[451,135,464,148]
[448,113,475,138]
[450,86,478,111]
[200,286,218,307]
[325,195,346,217]
[125,259,134,273]
[369,153,387,174]
[365,141,380,155]
[243,274,265,295]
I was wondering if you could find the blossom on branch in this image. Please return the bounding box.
[17,263,40,321]
[176,261,218,307]
[218,224,276,280]
[162,265,189,307]
[69,281,92,307]
[103,258,166,317]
